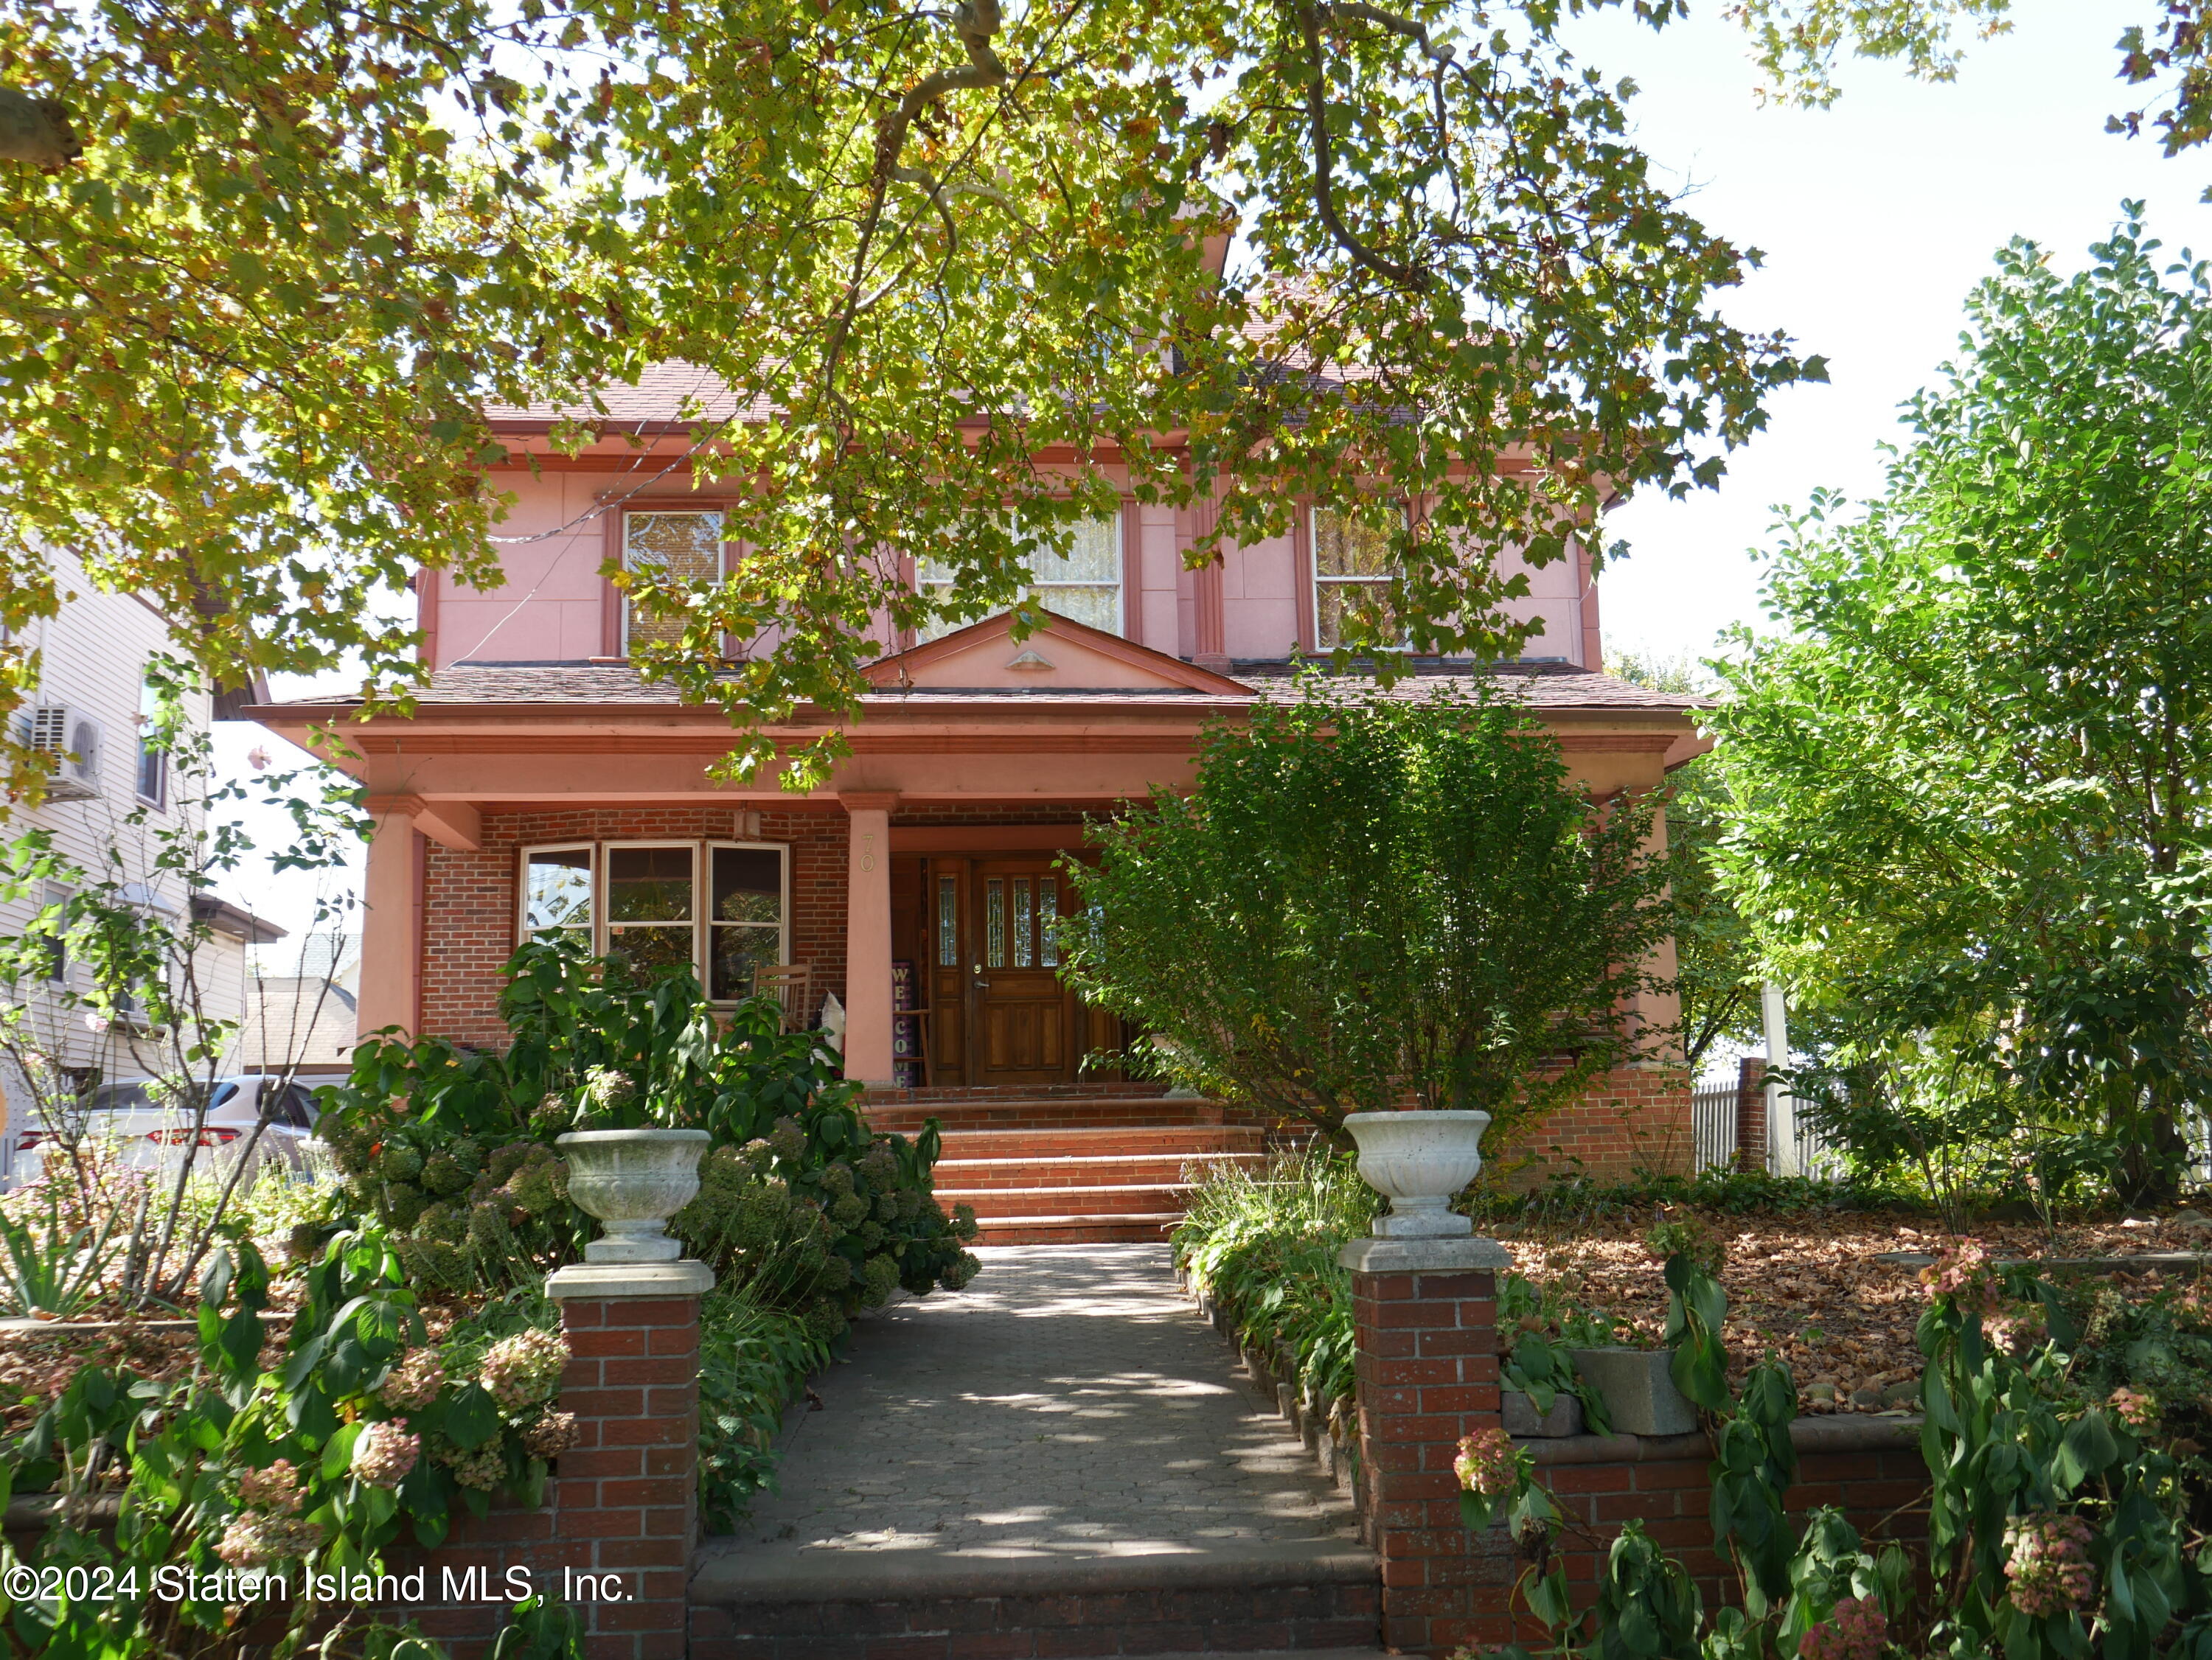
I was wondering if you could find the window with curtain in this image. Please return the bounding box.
[622,510,725,655]
[1312,507,1403,650]
[915,511,1122,641]
[518,840,788,1000]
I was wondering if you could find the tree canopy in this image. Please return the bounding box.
[1708,211,2212,1197]
[2,0,2191,790]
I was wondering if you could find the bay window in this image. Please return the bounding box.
[519,840,789,1001]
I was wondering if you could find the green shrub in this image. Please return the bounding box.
[1066,678,1673,1143]
[0,1226,582,1659]
[695,1291,834,1532]
[1174,1148,1616,1429]
[316,938,979,1318]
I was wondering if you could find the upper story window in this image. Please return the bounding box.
[622,510,726,655]
[916,511,1122,641]
[520,840,789,1003]
[1312,507,1405,651]
[134,676,168,809]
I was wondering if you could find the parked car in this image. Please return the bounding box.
[8,1073,323,1190]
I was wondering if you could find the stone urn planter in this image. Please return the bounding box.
[1341,1109,1492,1238]
[556,1128,711,1263]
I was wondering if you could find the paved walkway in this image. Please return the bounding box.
[695,1244,1360,1591]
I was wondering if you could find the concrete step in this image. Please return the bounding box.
[935,1123,1265,1158]
[938,1181,1194,1219]
[935,1151,1267,1189]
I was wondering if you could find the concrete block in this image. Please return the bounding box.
[1568,1347,1697,1437]
[1501,1389,1584,1438]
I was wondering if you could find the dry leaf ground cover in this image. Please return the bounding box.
[1493,1207,2205,1415]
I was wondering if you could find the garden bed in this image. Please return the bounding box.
[1496,1207,2205,1411]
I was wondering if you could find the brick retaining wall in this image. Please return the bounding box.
[383,1290,703,1660]
[1338,1242,1930,1659]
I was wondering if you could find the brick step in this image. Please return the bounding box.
[863,1096,1231,1133]
[938,1181,1193,1218]
[975,1213,1185,1244]
[689,1536,1380,1660]
[934,1151,1266,1189]
[936,1124,1265,1159]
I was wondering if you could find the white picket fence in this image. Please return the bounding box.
[1690,1082,1739,1173]
[1688,1075,1841,1179]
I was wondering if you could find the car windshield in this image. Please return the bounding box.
[83,1081,237,1114]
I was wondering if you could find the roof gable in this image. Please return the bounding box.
[863,611,1249,694]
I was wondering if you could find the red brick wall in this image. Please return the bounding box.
[1736,1057,1769,1170]
[384,1291,702,1660]
[1345,1256,1931,1659]
[1504,1429,1928,1646]
[888,803,1105,826]
[420,807,850,1047]
[1496,1065,1695,1185]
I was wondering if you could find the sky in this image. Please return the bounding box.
[209,0,2212,936]
[1565,0,2212,672]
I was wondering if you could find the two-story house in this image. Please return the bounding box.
[247,376,1706,1235]
[0,549,285,1179]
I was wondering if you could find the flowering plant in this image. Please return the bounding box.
[1798,1594,1888,1660]
[2003,1513,2097,1619]
[1918,1239,2006,1318]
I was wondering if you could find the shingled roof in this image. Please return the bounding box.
[264,658,1705,717]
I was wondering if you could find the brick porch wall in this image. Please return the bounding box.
[1495,1065,1695,1185]
[419,806,850,1047]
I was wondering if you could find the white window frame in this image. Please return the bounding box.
[600,840,700,983]
[516,839,790,1004]
[518,843,597,944]
[621,508,727,659]
[1310,504,1411,652]
[917,508,1125,641]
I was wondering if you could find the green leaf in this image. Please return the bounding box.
[445,1382,501,1450]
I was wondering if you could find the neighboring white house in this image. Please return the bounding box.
[0,550,283,1176]
[226,932,363,1084]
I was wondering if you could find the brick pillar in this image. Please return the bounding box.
[1340,1235,1513,1659]
[1734,1056,1767,1172]
[545,1260,712,1660]
[391,1262,709,1659]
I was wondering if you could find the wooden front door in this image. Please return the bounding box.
[969,859,1072,1086]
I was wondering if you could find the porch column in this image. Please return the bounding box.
[839,791,900,1087]
[356,803,422,1039]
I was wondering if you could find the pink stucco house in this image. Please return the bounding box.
[250,375,1706,1235]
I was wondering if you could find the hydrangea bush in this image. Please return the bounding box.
[1450,1237,2212,1660]
[0,1229,575,1658]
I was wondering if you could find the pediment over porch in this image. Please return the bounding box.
[863,611,1251,695]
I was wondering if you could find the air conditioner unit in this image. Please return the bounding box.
[26,706,102,801]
